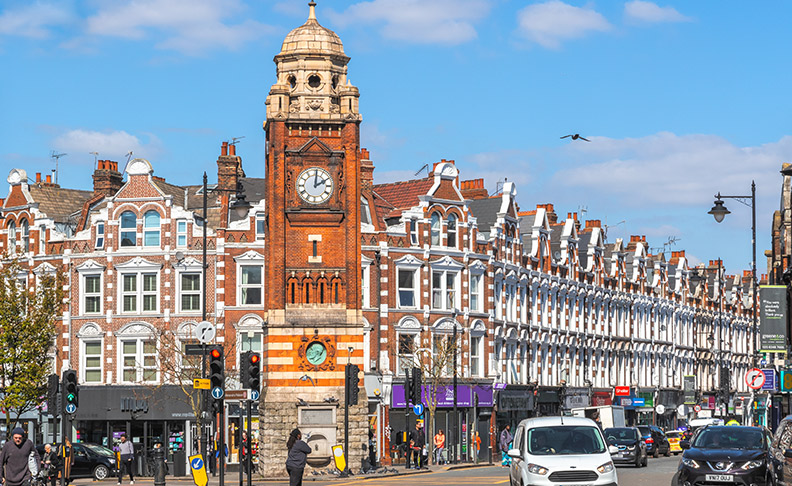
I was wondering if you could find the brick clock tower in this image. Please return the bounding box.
[260,2,367,475]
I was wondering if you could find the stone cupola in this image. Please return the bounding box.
[265,1,360,123]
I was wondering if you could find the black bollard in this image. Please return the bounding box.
[151,444,167,486]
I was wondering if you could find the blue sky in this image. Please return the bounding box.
[1,0,790,277]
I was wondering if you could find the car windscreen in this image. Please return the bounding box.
[603,428,637,442]
[527,426,606,455]
[83,444,115,457]
[665,432,681,439]
[691,427,764,450]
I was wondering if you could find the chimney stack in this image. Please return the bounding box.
[360,148,374,192]
[93,159,123,197]
[217,142,245,193]
[460,179,488,199]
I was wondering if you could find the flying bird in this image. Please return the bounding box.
[560,134,590,142]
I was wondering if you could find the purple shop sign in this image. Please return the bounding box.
[392,384,494,408]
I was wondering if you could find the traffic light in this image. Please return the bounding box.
[47,374,59,416]
[411,368,422,405]
[240,351,260,391]
[346,364,360,406]
[62,369,78,414]
[209,345,225,390]
[404,368,412,405]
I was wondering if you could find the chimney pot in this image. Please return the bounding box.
[36,173,41,183]
[45,175,51,183]
[221,141,228,156]
[230,144,236,156]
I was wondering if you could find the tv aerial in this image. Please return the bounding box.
[50,151,67,185]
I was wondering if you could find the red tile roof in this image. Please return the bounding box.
[373,177,434,210]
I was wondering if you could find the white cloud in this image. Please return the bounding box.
[83,0,275,55]
[624,1,691,23]
[327,0,491,45]
[0,2,74,39]
[52,129,163,162]
[516,0,611,49]
[552,132,792,208]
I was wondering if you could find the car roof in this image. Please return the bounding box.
[518,416,599,428]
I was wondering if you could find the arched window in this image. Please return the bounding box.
[303,278,312,304]
[19,219,29,252]
[7,221,16,253]
[317,278,328,304]
[430,213,441,246]
[447,214,457,248]
[143,210,160,247]
[120,211,136,247]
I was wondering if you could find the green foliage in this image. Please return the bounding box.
[0,257,64,428]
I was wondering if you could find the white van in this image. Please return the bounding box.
[508,416,618,486]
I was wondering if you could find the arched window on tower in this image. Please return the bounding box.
[317,277,328,304]
[303,278,313,304]
[332,278,342,304]
[447,214,457,249]
[430,213,441,246]
[287,277,298,305]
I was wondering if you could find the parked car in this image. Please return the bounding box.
[666,430,683,455]
[603,426,647,467]
[507,416,618,486]
[678,425,774,486]
[36,442,117,481]
[770,414,792,485]
[637,425,670,458]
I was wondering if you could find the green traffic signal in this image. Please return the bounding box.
[66,393,76,402]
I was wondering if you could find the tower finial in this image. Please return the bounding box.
[308,1,317,21]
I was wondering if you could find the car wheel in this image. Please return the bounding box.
[642,454,648,467]
[664,447,670,457]
[93,465,110,481]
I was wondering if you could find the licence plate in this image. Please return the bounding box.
[705,475,733,482]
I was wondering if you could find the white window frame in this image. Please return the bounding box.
[409,219,418,246]
[179,272,202,313]
[120,337,158,383]
[396,332,417,376]
[76,261,106,316]
[95,221,105,249]
[7,221,16,254]
[430,212,442,246]
[431,269,459,311]
[119,211,137,247]
[176,219,188,248]
[361,198,372,225]
[361,256,372,309]
[397,268,418,309]
[234,251,266,308]
[255,213,265,241]
[82,339,103,383]
[114,257,162,315]
[38,224,46,253]
[519,283,527,323]
[470,334,483,377]
[494,279,503,320]
[447,214,457,249]
[82,273,102,315]
[143,210,161,247]
[20,219,29,252]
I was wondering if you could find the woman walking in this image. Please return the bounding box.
[285,429,311,486]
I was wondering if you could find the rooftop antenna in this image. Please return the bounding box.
[230,136,245,146]
[89,151,99,168]
[602,219,625,239]
[578,205,588,219]
[414,163,429,177]
[490,178,507,197]
[125,151,134,164]
[50,151,66,185]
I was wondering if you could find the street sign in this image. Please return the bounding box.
[211,387,225,399]
[632,398,646,407]
[694,405,702,412]
[193,379,210,390]
[224,389,250,400]
[745,368,765,390]
[761,369,777,391]
[413,403,424,416]
[185,344,206,356]
[251,390,260,401]
[188,454,208,486]
[781,370,792,393]
[614,386,630,396]
[655,404,666,414]
[65,403,76,414]
[195,321,216,344]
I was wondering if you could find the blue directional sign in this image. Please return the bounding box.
[251,390,260,401]
[65,403,77,414]
[632,398,646,407]
[191,457,204,470]
[211,387,224,400]
[762,369,777,391]
[413,403,424,416]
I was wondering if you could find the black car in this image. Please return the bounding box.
[36,442,117,481]
[770,414,792,485]
[604,426,648,467]
[638,425,670,458]
[678,425,774,486]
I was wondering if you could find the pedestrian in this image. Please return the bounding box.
[41,444,61,486]
[285,428,311,486]
[499,425,513,467]
[117,434,135,485]
[433,429,445,465]
[472,431,481,460]
[410,423,425,469]
[0,427,40,486]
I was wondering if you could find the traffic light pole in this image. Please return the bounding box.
[343,366,350,477]
[246,400,252,486]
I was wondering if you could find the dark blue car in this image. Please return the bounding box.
[678,426,774,486]
[637,425,670,458]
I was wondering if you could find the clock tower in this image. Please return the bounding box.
[260,2,367,475]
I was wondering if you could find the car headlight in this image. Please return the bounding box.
[526,463,549,475]
[682,458,701,469]
[627,445,636,451]
[741,460,763,470]
[109,459,116,464]
[597,461,614,474]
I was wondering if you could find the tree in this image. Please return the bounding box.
[0,257,64,430]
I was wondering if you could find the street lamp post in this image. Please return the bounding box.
[707,181,757,423]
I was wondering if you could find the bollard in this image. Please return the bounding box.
[151,444,167,486]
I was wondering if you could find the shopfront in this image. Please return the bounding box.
[591,390,612,407]
[74,386,195,476]
[535,388,561,416]
[496,386,535,432]
[564,387,590,411]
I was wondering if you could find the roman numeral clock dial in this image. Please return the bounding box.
[296,167,334,204]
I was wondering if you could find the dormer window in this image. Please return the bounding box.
[143,210,160,247]
[447,214,457,249]
[430,213,441,246]
[120,211,136,247]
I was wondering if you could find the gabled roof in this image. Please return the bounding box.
[468,196,502,234]
[373,177,433,211]
[29,185,93,223]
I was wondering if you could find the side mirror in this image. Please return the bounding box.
[608,445,619,455]
[784,449,792,459]
[680,441,691,450]
[507,448,521,459]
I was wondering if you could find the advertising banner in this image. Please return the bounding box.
[760,285,788,353]
[683,375,697,405]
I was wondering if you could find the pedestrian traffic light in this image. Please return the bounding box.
[240,351,260,391]
[346,364,360,406]
[61,369,78,413]
[209,345,225,390]
[47,374,59,416]
[411,368,422,405]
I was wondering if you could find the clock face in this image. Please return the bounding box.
[297,167,333,204]
[306,342,327,365]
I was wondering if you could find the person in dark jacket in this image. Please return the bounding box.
[285,429,311,486]
[409,423,425,469]
[41,444,61,486]
[0,427,40,486]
